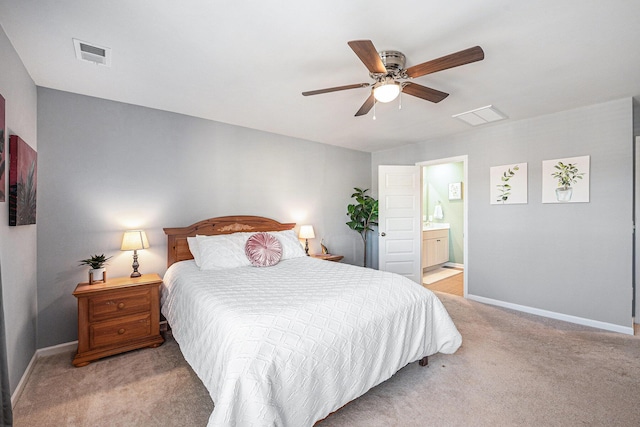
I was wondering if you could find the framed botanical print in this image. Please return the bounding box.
[490,163,528,205]
[542,155,589,203]
[448,182,462,200]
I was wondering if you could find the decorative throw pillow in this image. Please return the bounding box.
[245,232,283,267]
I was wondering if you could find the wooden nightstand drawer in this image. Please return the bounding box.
[89,288,151,322]
[73,273,164,367]
[90,313,152,348]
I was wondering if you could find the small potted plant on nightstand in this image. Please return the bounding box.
[79,254,112,284]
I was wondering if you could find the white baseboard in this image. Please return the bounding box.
[11,352,36,408]
[36,340,77,357]
[467,294,634,335]
[11,340,77,407]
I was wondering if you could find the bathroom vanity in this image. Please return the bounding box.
[422,224,450,269]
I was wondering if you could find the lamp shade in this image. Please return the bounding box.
[120,230,150,251]
[299,225,315,239]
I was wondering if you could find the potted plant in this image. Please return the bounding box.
[346,187,378,267]
[551,161,584,202]
[79,254,112,284]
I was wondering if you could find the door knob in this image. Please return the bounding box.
[381,232,386,236]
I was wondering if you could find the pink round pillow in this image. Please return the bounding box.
[245,232,283,267]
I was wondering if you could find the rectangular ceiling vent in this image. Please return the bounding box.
[73,38,111,67]
[452,105,507,126]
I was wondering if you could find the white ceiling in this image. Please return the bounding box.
[1,0,639,152]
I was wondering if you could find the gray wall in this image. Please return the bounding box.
[37,88,371,348]
[373,98,634,330]
[0,25,38,393]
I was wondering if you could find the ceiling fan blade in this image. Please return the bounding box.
[402,83,449,103]
[355,93,375,116]
[405,46,484,78]
[348,40,387,74]
[302,83,370,96]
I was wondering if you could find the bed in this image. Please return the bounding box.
[161,215,462,426]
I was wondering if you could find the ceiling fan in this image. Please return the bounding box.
[302,40,484,117]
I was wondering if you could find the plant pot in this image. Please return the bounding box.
[89,268,106,284]
[555,187,573,202]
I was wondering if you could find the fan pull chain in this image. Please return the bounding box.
[399,90,402,110]
[373,101,376,120]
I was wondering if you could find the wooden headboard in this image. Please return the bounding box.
[163,215,296,267]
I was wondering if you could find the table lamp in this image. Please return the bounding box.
[299,225,315,255]
[121,230,149,277]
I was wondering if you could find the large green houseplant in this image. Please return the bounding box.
[346,188,379,267]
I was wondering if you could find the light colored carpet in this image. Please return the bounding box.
[423,267,462,285]
[13,338,214,426]
[13,294,640,426]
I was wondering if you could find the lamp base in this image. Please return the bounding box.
[130,249,142,278]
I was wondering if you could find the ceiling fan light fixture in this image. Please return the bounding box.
[373,81,400,103]
[303,40,484,117]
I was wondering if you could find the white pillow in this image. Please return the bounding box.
[269,230,307,259]
[196,233,252,270]
[187,236,202,267]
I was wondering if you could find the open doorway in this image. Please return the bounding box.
[418,156,468,297]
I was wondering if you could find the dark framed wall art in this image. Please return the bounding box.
[9,135,37,225]
[0,94,5,202]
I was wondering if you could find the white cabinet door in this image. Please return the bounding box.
[435,237,449,264]
[423,230,450,268]
[425,238,439,267]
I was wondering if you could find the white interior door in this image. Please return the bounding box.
[378,165,421,283]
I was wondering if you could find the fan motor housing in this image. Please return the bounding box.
[379,50,406,72]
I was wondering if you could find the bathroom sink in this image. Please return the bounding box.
[423,223,450,231]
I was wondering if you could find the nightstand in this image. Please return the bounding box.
[72,273,164,367]
[311,254,344,262]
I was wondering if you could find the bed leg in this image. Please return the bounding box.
[419,356,428,367]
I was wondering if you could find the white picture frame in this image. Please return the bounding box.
[542,155,590,203]
[490,163,528,205]
[448,182,462,200]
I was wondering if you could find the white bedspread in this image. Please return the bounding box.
[162,257,461,426]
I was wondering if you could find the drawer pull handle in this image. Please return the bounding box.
[117,302,125,309]
[118,328,125,335]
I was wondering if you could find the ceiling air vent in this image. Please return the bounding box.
[452,105,507,126]
[73,39,112,67]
